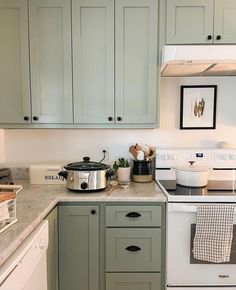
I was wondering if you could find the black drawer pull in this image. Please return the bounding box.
[126,212,141,218]
[126,245,141,252]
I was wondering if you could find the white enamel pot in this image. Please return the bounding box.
[173,162,211,187]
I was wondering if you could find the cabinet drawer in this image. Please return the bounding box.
[106,273,161,290]
[106,205,161,227]
[106,228,161,272]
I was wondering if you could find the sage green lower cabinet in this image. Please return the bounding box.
[106,228,161,272]
[106,273,161,290]
[105,205,162,227]
[105,204,165,290]
[58,205,99,290]
[57,203,165,290]
[45,207,58,290]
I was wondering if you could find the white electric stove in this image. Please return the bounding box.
[155,148,236,290]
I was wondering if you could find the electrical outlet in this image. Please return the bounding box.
[100,146,109,161]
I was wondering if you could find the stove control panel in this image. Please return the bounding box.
[156,149,236,166]
[155,149,236,181]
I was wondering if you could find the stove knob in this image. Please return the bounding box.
[81,182,88,190]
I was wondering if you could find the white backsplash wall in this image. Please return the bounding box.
[2,76,236,166]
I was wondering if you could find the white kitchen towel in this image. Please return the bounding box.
[193,204,235,263]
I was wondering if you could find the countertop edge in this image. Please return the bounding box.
[0,182,166,267]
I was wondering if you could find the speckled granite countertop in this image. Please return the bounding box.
[0,181,166,267]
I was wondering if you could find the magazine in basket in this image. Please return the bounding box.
[0,185,22,233]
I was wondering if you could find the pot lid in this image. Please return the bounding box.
[65,157,110,171]
[173,161,210,172]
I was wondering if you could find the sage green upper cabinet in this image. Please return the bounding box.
[73,0,114,124]
[73,0,158,125]
[29,0,73,123]
[115,0,158,124]
[166,0,236,44]
[0,0,158,127]
[166,0,214,44]
[214,0,236,44]
[0,0,31,124]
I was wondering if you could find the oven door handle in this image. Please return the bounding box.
[168,204,197,213]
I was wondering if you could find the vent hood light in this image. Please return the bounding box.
[161,45,236,77]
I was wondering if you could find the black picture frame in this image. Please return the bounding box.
[180,85,217,130]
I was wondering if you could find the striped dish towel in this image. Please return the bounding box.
[193,205,235,263]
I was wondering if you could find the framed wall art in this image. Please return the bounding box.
[180,85,217,130]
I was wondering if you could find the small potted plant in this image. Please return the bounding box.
[113,158,131,182]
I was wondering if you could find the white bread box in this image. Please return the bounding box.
[29,164,66,184]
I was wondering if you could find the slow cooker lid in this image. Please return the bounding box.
[65,157,110,171]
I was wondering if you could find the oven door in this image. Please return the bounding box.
[167,203,236,287]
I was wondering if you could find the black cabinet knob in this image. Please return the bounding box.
[207,35,212,40]
[117,116,122,121]
[24,116,29,121]
[216,35,221,40]
[81,182,88,190]
[91,209,96,215]
[33,116,39,121]
[108,116,113,121]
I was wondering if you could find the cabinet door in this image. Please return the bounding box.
[214,0,236,44]
[29,0,73,124]
[46,207,58,290]
[73,0,114,124]
[59,205,99,290]
[106,273,161,290]
[166,0,214,44]
[0,0,30,124]
[115,0,157,124]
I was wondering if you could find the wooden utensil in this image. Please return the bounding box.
[107,181,118,195]
[0,192,16,202]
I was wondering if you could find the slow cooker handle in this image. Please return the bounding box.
[83,157,90,162]
[58,171,68,180]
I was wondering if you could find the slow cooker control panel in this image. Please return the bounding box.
[80,182,88,190]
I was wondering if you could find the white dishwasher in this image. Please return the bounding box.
[0,220,49,290]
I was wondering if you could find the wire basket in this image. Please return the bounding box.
[0,198,17,234]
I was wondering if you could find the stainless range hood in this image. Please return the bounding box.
[161,45,236,77]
